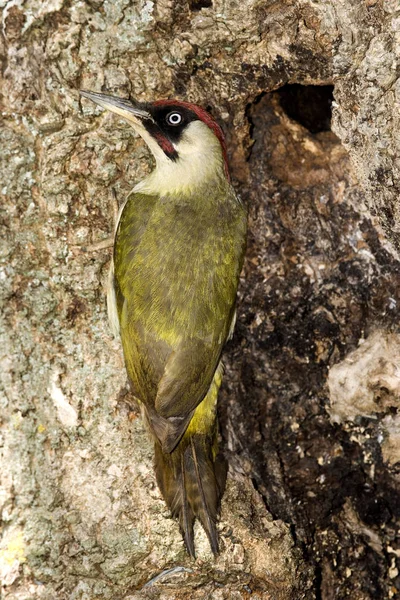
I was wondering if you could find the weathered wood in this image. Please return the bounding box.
[1,1,399,598]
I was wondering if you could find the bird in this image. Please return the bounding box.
[79,90,247,557]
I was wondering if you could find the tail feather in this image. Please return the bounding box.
[189,438,219,554]
[178,451,195,557]
[154,434,226,557]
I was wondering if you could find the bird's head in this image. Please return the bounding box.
[80,91,230,192]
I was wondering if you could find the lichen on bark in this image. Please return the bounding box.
[1,0,400,598]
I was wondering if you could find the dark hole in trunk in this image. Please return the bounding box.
[277,84,334,134]
[190,0,212,10]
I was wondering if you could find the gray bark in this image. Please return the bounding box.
[1,0,399,598]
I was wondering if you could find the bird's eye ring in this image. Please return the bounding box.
[166,112,183,126]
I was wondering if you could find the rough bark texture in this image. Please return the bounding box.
[1,0,400,598]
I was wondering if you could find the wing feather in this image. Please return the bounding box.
[114,188,246,448]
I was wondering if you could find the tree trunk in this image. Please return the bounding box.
[1,1,399,598]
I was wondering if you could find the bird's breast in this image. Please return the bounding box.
[114,191,243,339]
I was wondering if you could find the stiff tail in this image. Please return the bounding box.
[154,432,226,557]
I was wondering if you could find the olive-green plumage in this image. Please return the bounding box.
[114,180,246,555]
[79,89,247,556]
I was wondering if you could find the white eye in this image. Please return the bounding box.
[166,112,182,126]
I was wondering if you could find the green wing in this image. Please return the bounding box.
[114,187,246,452]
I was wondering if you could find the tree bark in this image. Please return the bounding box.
[1,1,399,598]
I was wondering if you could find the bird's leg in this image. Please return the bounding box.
[80,237,114,252]
[110,187,120,223]
[71,188,119,253]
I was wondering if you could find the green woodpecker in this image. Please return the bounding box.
[80,90,247,557]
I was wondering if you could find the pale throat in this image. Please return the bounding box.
[132,120,228,196]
